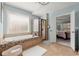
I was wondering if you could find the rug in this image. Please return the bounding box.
[22,45,47,56]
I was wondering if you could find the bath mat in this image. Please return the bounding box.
[22,46,47,56]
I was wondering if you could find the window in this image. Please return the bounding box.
[33,18,39,32]
[6,10,30,34]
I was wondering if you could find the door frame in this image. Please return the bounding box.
[56,11,75,51]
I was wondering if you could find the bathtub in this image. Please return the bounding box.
[4,35,39,42]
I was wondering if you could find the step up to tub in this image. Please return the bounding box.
[2,45,22,56]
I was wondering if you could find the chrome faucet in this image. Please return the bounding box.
[32,33,35,37]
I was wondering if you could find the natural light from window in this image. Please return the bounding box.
[6,10,30,34]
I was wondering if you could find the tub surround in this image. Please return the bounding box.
[4,35,39,43]
[0,35,38,45]
[0,35,42,55]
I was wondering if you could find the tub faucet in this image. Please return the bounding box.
[32,33,35,37]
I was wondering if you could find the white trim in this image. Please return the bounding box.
[56,11,76,51]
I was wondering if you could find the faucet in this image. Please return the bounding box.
[32,33,35,37]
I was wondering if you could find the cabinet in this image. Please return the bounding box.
[22,37,42,50]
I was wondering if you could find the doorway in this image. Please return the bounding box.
[56,14,70,47]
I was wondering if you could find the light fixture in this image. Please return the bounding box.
[38,2,49,5]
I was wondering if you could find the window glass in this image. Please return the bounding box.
[6,10,30,34]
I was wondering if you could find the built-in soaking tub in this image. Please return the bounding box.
[4,35,39,42]
[0,35,42,55]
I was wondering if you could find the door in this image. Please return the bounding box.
[70,11,75,51]
[42,19,48,40]
[42,20,45,39]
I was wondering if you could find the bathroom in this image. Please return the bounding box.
[0,2,48,56]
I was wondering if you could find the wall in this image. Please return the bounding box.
[75,11,79,50]
[48,12,56,43]
[0,23,3,39]
[75,11,79,29]
[0,3,3,39]
[47,3,79,51]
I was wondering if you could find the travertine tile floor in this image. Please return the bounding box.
[57,39,70,47]
[38,43,79,56]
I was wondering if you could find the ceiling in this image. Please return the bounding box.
[6,2,79,17]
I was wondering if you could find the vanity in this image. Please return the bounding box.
[0,35,42,55]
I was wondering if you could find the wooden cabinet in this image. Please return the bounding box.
[21,37,42,50]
